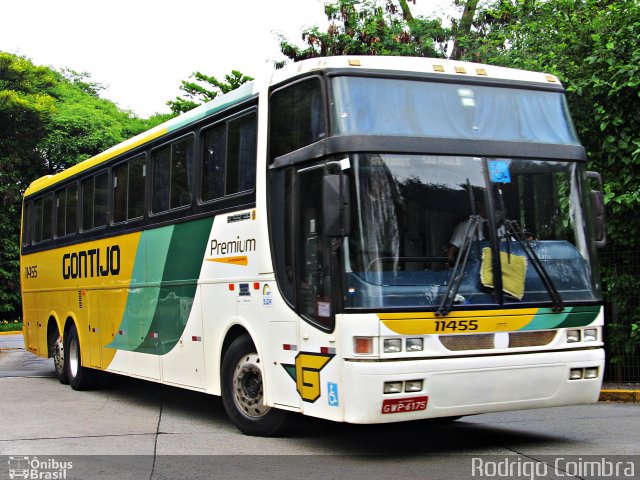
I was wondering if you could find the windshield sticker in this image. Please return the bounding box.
[489,160,512,183]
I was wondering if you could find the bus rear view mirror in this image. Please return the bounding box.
[587,171,606,249]
[323,174,351,238]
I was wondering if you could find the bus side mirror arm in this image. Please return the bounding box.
[322,174,351,238]
[587,171,607,249]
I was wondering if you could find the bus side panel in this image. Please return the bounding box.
[161,288,206,388]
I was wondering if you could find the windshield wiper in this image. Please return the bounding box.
[436,215,483,317]
[504,220,564,312]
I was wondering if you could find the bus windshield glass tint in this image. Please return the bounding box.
[343,154,601,309]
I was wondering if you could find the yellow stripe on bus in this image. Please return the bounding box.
[378,308,539,335]
[207,256,249,266]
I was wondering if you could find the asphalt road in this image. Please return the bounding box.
[1,333,638,480]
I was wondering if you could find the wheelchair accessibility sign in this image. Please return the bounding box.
[327,382,339,407]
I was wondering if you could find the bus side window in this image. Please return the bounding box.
[114,155,145,223]
[202,124,226,201]
[269,77,325,162]
[55,189,65,237]
[33,197,44,243]
[82,172,108,231]
[152,138,194,213]
[66,184,77,235]
[22,201,33,246]
[202,111,257,202]
[42,193,53,241]
[296,167,333,330]
[227,112,257,194]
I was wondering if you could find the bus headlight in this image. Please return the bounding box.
[405,380,423,392]
[383,338,402,353]
[583,329,598,342]
[384,381,403,394]
[406,338,424,352]
[569,368,583,380]
[585,367,599,379]
[567,330,581,343]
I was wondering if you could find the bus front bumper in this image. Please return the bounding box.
[342,348,604,424]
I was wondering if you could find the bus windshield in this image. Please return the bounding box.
[331,76,580,145]
[343,154,601,309]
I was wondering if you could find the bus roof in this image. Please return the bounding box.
[24,56,560,198]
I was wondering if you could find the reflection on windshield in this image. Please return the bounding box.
[343,154,600,310]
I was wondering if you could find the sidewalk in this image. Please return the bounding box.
[599,382,640,402]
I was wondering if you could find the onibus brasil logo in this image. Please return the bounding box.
[8,456,73,479]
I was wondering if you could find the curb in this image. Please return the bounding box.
[0,331,22,336]
[599,390,640,403]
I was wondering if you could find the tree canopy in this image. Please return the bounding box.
[0,52,158,318]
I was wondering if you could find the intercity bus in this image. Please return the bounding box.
[20,56,606,436]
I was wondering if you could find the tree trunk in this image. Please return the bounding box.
[450,0,480,60]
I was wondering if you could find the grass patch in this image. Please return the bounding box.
[0,320,22,332]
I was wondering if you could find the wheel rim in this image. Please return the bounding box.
[232,353,270,418]
[69,334,79,378]
[53,336,64,374]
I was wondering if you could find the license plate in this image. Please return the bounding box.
[381,396,428,414]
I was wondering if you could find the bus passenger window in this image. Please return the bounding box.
[152,146,171,212]
[128,156,145,219]
[55,189,65,237]
[42,193,53,241]
[22,201,33,246]
[114,156,145,223]
[269,78,325,161]
[81,172,107,231]
[202,124,226,201]
[33,198,44,243]
[66,184,77,235]
[152,138,194,213]
[171,140,192,208]
[113,163,128,223]
[227,112,257,195]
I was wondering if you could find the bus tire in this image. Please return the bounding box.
[64,323,96,391]
[221,335,288,436]
[52,334,69,385]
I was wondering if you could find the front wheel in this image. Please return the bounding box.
[221,335,288,436]
[64,323,96,390]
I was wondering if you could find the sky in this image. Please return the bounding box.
[1,0,456,118]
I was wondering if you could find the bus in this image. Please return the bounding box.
[20,56,606,436]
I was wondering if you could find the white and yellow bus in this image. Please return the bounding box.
[21,56,606,436]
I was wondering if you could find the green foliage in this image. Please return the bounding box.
[167,70,253,115]
[0,319,22,333]
[462,0,640,250]
[278,0,448,61]
[0,53,57,317]
[0,51,153,319]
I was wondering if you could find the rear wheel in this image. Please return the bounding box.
[52,334,69,385]
[64,323,96,390]
[221,335,288,436]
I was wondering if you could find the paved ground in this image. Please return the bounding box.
[1,333,639,480]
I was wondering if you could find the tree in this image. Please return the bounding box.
[278,0,449,61]
[167,70,253,115]
[0,53,57,318]
[0,52,155,319]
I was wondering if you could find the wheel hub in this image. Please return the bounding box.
[233,353,270,418]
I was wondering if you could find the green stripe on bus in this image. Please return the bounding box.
[133,216,214,355]
[107,226,174,351]
[520,305,599,330]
